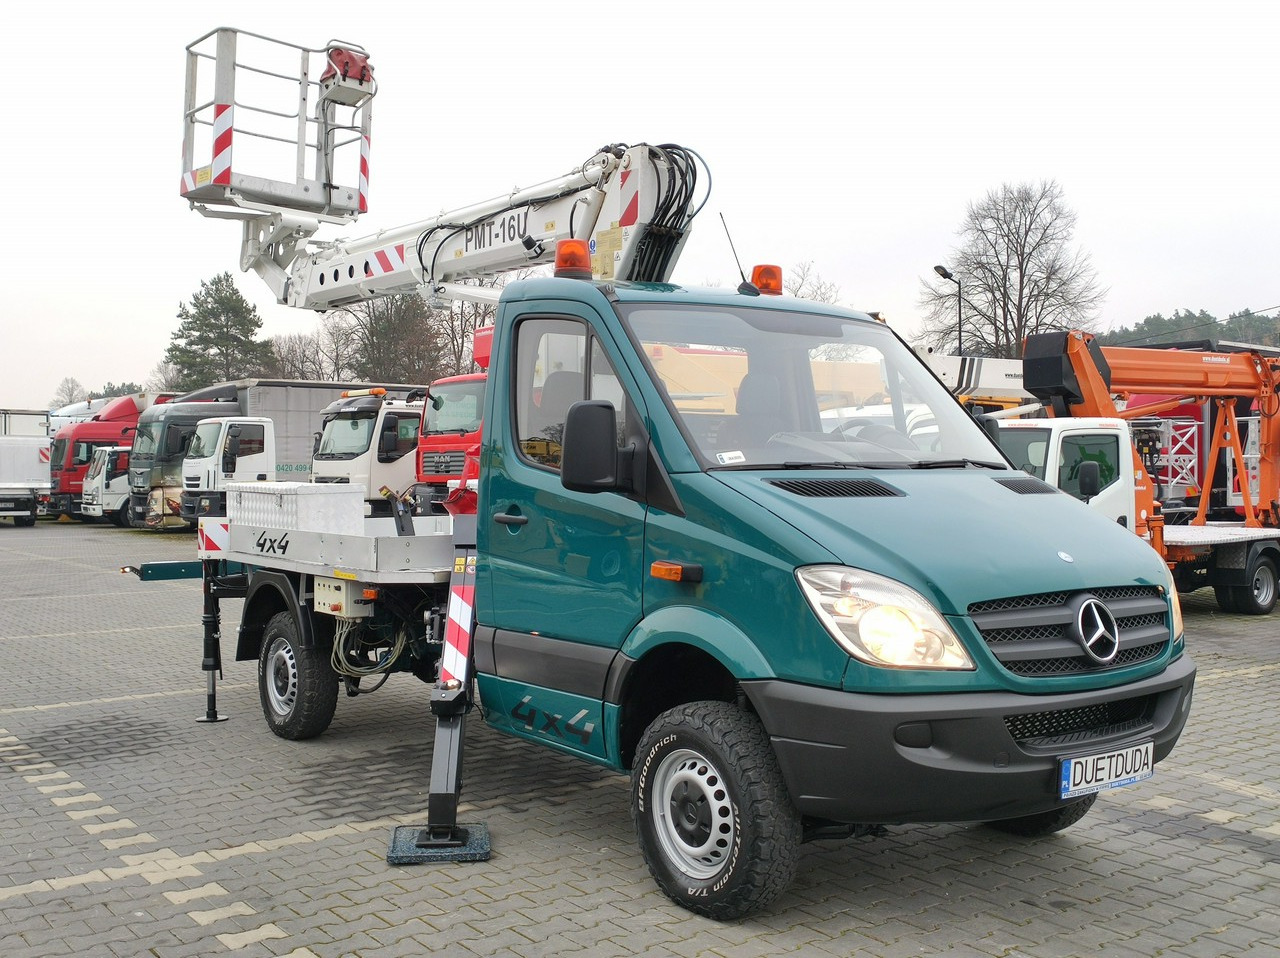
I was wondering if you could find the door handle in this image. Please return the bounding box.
[493,512,528,526]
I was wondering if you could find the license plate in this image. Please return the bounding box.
[0,501,17,510]
[1059,741,1153,799]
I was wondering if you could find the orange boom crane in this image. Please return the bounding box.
[1024,329,1280,612]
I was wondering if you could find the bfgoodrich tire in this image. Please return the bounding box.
[984,793,1098,837]
[631,702,801,920]
[258,610,338,740]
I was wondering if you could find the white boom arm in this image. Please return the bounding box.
[182,30,706,311]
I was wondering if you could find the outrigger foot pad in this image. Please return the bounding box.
[387,824,490,864]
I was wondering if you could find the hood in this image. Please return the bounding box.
[713,468,1168,616]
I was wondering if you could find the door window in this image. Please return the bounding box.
[1059,434,1120,499]
[514,318,625,469]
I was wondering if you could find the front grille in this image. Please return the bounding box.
[1005,695,1156,748]
[422,451,465,475]
[969,586,1169,677]
[183,476,199,489]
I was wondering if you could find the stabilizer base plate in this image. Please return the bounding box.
[387,824,490,864]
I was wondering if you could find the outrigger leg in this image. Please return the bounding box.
[388,514,490,863]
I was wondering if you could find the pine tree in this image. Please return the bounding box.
[165,273,276,389]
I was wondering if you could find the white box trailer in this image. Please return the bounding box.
[0,435,52,526]
[0,408,51,437]
[176,380,420,524]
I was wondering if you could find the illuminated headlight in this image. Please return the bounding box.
[797,566,974,670]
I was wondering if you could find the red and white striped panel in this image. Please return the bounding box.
[439,555,475,685]
[364,243,407,279]
[38,447,50,463]
[211,103,233,186]
[359,133,370,213]
[617,169,639,227]
[197,518,231,558]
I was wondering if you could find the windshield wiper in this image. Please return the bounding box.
[909,458,1006,470]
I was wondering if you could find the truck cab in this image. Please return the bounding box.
[130,398,238,528]
[81,445,133,526]
[312,389,424,514]
[461,272,1194,915]
[994,417,1135,527]
[180,418,275,520]
[417,373,486,513]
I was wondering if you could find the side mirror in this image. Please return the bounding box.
[977,414,1001,444]
[562,400,632,493]
[312,431,322,456]
[379,427,398,457]
[1078,460,1101,501]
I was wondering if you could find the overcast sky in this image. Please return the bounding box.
[5,1,1277,408]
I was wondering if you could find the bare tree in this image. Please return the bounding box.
[918,181,1105,358]
[145,361,184,392]
[50,377,87,408]
[787,261,841,304]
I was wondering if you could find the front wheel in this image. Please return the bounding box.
[631,702,801,920]
[1230,556,1277,616]
[984,793,1097,837]
[258,610,338,740]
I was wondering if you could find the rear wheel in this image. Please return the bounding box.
[1231,556,1277,616]
[14,515,37,527]
[258,610,338,740]
[984,793,1097,837]
[631,702,801,920]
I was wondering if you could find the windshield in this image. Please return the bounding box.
[423,380,485,435]
[188,422,224,460]
[316,414,375,460]
[50,438,68,471]
[993,427,1050,479]
[86,451,107,480]
[622,304,1004,469]
[132,422,159,460]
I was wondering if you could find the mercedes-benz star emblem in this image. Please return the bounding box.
[1075,598,1120,664]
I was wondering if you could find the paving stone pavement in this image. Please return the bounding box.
[0,520,1277,957]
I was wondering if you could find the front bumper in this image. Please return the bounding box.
[47,493,81,516]
[743,653,1196,824]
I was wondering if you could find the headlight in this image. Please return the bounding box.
[1163,567,1185,652]
[797,566,974,670]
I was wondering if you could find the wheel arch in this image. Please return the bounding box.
[236,570,311,662]
[611,606,775,770]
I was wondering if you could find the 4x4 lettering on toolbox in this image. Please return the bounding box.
[510,696,596,745]
[255,531,291,555]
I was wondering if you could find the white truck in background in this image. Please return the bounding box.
[311,388,427,516]
[81,445,133,526]
[1,408,51,437]
[994,417,1134,527]
[0,436,52,527]
[177,381,421,523]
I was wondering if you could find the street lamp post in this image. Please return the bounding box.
[934,265,961,355]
